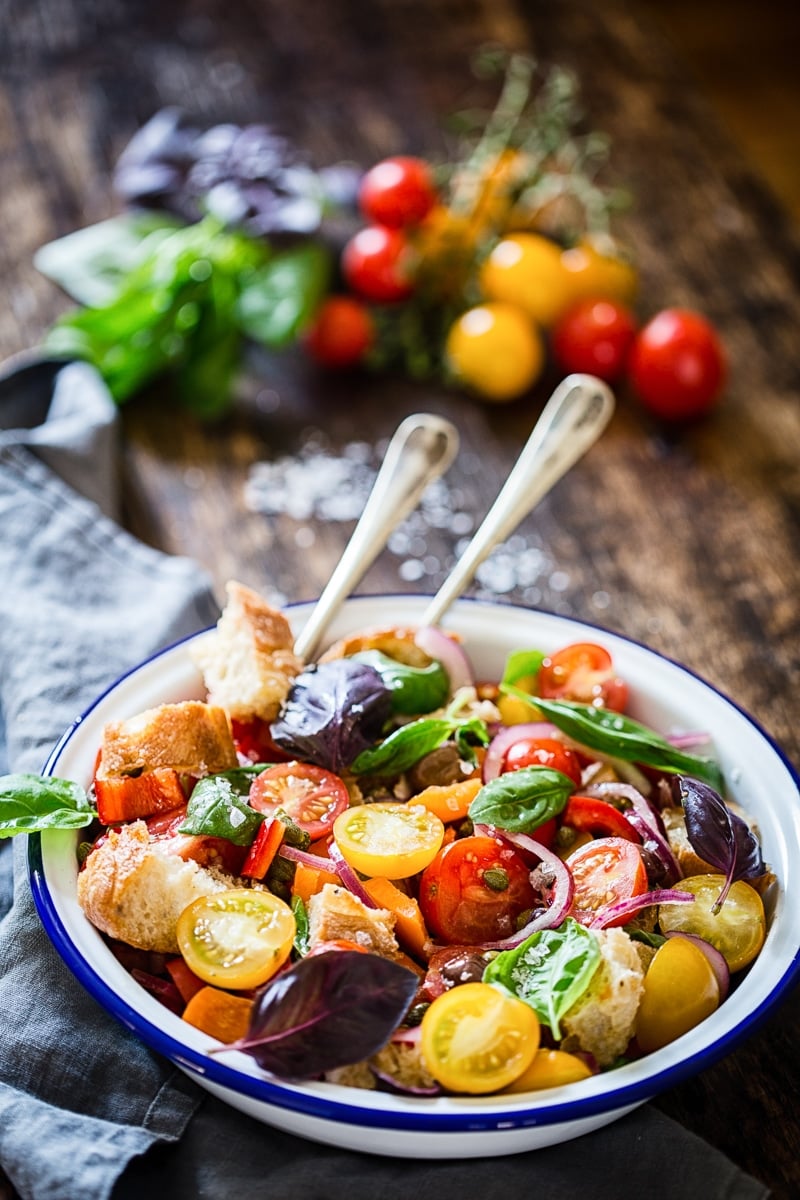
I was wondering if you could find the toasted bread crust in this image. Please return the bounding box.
[99,701,237,778]
[192,581,303,721]
[307,883,398,957]
[77,822,237,954]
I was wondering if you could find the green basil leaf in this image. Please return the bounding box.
[531,696,725,791]
[292,894,310,956]
[352,651,450,715]
[454,718,491,765]
[483,918,601,1038]
[501,648,546,689]
[468,766,573,833]
[34,213,181,306]
[178,771,265,846]
[236,242,331,347]
[350,718,455,777]
[0,773,96,837]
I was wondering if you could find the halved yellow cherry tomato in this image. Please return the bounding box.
[333,802,445,880]
[635,935,720,1053]
[658,875,766,972]
[420,982,540,1094]
[176,889,295,990]
[502,1047,593,1093]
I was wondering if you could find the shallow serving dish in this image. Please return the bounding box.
[29,596,800,1158]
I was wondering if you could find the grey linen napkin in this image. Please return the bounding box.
[0,360,770,1200]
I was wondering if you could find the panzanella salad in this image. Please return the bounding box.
[1,582,774,1096]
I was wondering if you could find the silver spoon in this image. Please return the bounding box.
[294,412,459,660]
[421,373,615,628]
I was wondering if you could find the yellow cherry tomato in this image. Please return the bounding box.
[420,982,540,1094]
[658,875,766,972]
[635,935,720,1053]
[559,238,639,307]
[176,888,295,990]
[333,802,445,880]
[445,302,545,402]
[496,674,541,725]
[502,1047,593,1093]
[480,233,573,327]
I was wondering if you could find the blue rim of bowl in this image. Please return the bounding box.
[28,596,800,1134]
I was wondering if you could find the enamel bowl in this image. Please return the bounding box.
[29,596,800,1158]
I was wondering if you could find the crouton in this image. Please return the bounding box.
[100,701,237,778]
[307,884,398,958]
[77,821,238,954]
[561,927,645,1067]
[192,581,303,722]
[320,626,431,667]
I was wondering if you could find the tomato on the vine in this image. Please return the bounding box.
[502,737,582,787]
[359,156,437,228]
[480,233,573,327]
[445,303,545,402]
[305,296,373,368]
[539,642,628,712]
[419,834,537,945]
[341,225,415,303]
[559,240,639,307]
[551,299,637,383]
[628,308,726,421]
[249,762,350,842]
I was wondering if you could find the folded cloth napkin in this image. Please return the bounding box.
[0,358,770,1200]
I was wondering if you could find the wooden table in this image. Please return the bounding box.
[2,1,799,1196]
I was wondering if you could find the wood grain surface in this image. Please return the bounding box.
[2,1,799,1196]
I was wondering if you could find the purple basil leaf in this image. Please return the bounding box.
[675,776,764,907]
[227,951,419,1081]
[269,660,393,772]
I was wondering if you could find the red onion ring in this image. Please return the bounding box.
[413,626,474,692]
[587,888,694,930]
[278,844,344,873]
[327,841,381,909]
[473,824,574,948]
[585,781,682,883]
[482,723,559,782]
[664,930,730,1001]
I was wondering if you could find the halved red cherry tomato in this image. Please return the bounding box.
[419,835,536,945]
[539,642,628,712]
[567,837,647,927]
[249,762,349,841]
[502,737,582,787]
[342,225,415,302]
[561,795,640,844]
[359,156,437,228]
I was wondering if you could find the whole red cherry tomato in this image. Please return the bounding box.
[539,642,628,712]
[628,308,726,421]
[359,156,437,228]
[342,225,415,303]
[502,737,583,787]
[305,296,374,368]
[551,299,637,383]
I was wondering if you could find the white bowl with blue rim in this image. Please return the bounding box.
[29,596,800,1157]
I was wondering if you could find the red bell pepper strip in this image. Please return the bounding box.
[241,818,285,880]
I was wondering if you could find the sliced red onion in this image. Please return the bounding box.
[668,731,712,750]
[327,842,380,909]
[391,1025,422,1046]
[587,888,695,930]
[278,844,344,873]
[473,824,574,948]
[585,781,682,883]
[664,931,730,1000]
[482,722,559,782]
[130,969,185,1015]
[413,626,474,693]
[369,1063,442,1096]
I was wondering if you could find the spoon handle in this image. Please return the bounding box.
[421,374,614,628]
[294,412,459,660]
